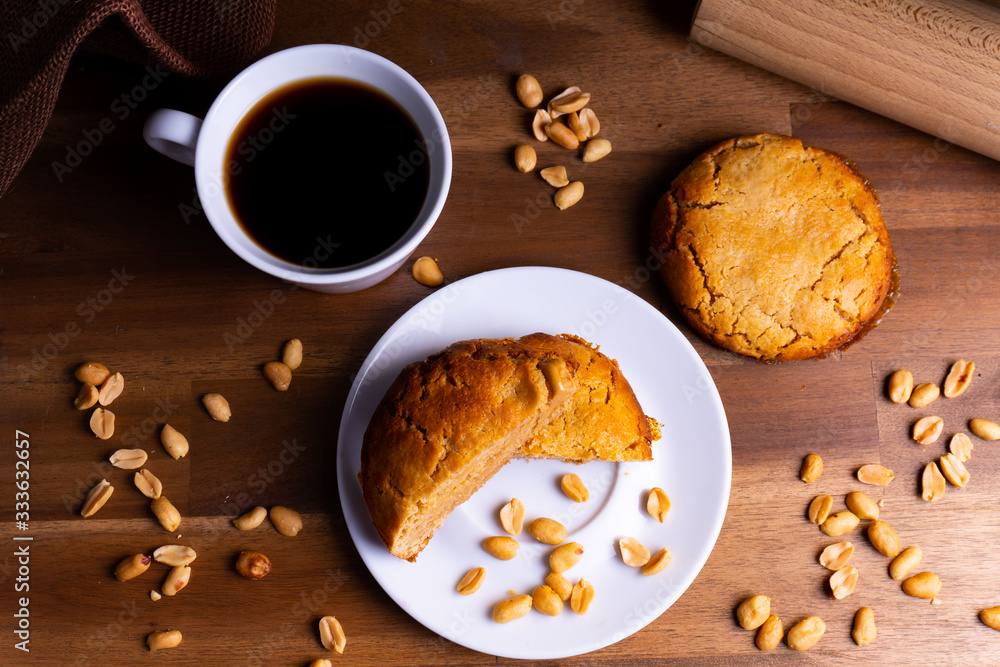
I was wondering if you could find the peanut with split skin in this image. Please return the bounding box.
[619,537,651,567]
[939,453,970,487]
[643,547,672,576]
[89,407,115,440]
[888,369,913,403]
[912,416,944,445]
[807,494,833,525]
[74,382,98,410]
[647,487,671,523]
[134,469,162,499]
[319,616,346,653]
[819,541,854,571]
[153,545,197,567]
[98,372,125,406]
[829,566,859,600]
[500,498,524,536]
[857,464,894,486]
[570,578,594,615]
[456,567,486,595]
[560,473,589,501]
[921,461,946,501]
[81,479,113,518]
[109,448,147,470]
[950,432,974,461]
[943,359,974,397]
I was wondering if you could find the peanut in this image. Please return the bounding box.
[647,487,671,523]
[830,566,859,599]
[146,630,182,651]
[909,382,940,408]
[545,571,573,601]
[579,108,600,138]
[514,144,536,173]
[151,496,181,532]
[560,473,589,501]
[868,520,901,557]
[819,541,854,571]
[282,338,303,370]
[943,359,974,397]
[109,448,147,470]
[150,590,161,601]
[269,505,303,536]
[554,181,584,210]
[619,537,650,567]
[160,424,189,460]
[75,361,110,385]
[939,453,970,487]
[482,536,518,560]
[235,550,272,579]
[115,554,151,582]
[845,491,879,521]
[89,407,115,439]
[81,479,113,517]
[902,571,941,599]
[852,607,877,646]
[263,361,292,391]
[888,369,913,403]
[643,547,672,576]
[582,138,612,163]
[969,418,1000,441]
[456,567,486,595]
[921,461,946,501]
[820,510,859,537]
[319,616,346,653]
[807,494,833,525]
[98,372,125,406]
[515,74,543,108]
[532,585,563,616]
[202,392,231,422]
[500,498,524,535]
[787,616,826,651]
[736,595,770,630]
[550,89,591,115]
[889,546,922,580]
[233,505,267,531]
[949,432,974,461]
[912,416,944,444]
[412,256,444,287]
[566,112,588,142]
[74,382,99,410]
[134,469,162,499]
[531,109,552,141]
[153,545,197,567]
[857,464,894,486]
[539,165,569,188]
[549,542,584,573]
[800,453,823,483]
[756,615,783,651]
[161,565,191,596]
[980,606,1000,631]
[545,121,580,149]
[570,578,594,614]
[492,594,532,623]
[527,517,566,545]
[309,661,333,667]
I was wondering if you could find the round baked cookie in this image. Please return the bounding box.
[650,133,895,361]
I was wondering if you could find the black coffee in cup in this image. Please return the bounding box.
[223,77,430,269]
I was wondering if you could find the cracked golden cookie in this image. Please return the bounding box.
[650,133,895,361]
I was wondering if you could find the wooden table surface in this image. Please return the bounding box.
[3,1,1000,664]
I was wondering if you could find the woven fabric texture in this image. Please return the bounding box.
[0,0,277,197]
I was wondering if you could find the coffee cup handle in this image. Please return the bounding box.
[143,109,203,167]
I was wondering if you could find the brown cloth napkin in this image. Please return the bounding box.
[0,0,277,198]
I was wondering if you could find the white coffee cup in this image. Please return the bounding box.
[143,44,451,293]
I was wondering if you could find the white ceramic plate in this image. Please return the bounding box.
[336,267,731,659]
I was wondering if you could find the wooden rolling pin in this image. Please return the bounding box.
[691,0,1000,161]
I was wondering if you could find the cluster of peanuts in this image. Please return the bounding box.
[735,594,837,651]
[885,359,1000,631]
[458,473,673,624]
[512,74,612,210]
